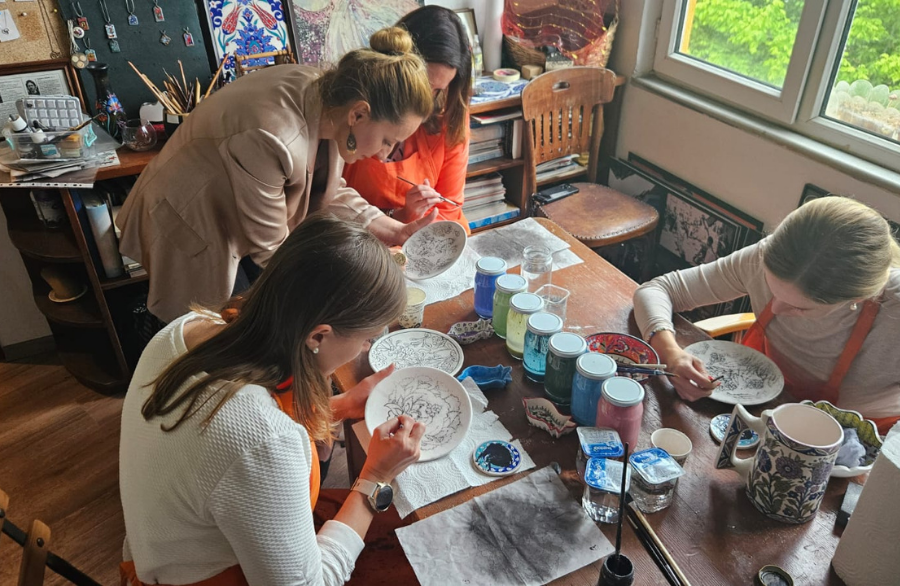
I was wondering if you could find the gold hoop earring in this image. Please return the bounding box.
[346,131,357,155]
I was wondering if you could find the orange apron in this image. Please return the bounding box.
[119,390,320,586]
[343,124,470,233]
[742,298,898,434]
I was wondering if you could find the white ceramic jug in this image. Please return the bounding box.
[715,403,843,524]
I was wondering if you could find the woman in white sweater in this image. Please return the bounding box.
[634,197,900,433]
[119,214,425,586]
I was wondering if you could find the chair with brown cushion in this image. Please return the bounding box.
[521,67,660,280]
[234,50,297,78]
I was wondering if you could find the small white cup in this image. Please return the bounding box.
[651,428,693,466]
[399,287,427,329]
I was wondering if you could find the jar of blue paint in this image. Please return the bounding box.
[571,353,619,426]
[473,257,507,319]
[523,312,563,382]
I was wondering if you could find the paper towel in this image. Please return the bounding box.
[83,194,125,278]
[482,0,504,73]
[832,434,900,585]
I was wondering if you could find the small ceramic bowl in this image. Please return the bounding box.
[457,365,512,390]
[801,400,883,477]
[585,332,660,384]
[523,397,577,438]
[402,221,467,281]
[447,319,494,345]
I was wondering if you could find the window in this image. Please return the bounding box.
[653,0,900,173]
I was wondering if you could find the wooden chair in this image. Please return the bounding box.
[693,312,757,343]
[234,50,296,78]
[522,67,660,281]
[0,489,100,586]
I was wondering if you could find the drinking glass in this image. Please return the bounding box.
[121,119,157,152]
[522,245,552,292]
[536,284,569,321]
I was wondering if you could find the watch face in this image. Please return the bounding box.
[373,484,393,512]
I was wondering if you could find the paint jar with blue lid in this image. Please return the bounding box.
[492,274,527,339]
[505,292,544,360]
[543,332,587,406]
[582,457,631,523]
[571,353,619,426]
[523,312,563,381]
[473,257,507,319]
[575,427,624,481]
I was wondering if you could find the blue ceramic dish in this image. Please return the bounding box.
[457,364,512,390]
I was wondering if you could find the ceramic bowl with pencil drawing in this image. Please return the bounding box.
[365,367,473,462]
[685,340,784,406]
[368,328,464,375]
[402,221,467,280]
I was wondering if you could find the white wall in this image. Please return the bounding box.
[0,204,51,348]
[608,0,900,232]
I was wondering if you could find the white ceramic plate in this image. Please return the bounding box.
[368,328,465,375]
[685,340,784,406]
[365,367,473,462]
[402,221,467,280]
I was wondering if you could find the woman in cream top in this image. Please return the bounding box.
[117,28,435,323]
[634,197,900,432]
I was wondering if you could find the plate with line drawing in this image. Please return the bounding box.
[685,340,784,406]
[402,221,467,280]
[369,328,464,375]
[365,367,473,461]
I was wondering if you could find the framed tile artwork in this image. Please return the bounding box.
[204,0,291,82]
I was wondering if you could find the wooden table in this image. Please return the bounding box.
[334,218,850,585]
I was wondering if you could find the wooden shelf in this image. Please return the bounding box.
[58,349,126,394]
[466,157,524,179]
[8,221,82,262]
[536,166,588,187]
[33,292,104,328]
[96,146,161,181]
[100,271,149,290]
[470,96,522,115]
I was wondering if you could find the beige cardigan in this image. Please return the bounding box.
[117,65,382,322]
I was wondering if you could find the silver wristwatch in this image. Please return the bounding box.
[351,477,393,513]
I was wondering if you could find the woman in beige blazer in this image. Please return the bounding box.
[117,27,435,323]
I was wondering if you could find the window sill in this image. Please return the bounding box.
[632,75,900,195]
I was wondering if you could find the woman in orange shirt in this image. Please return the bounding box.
[343,5,472,232]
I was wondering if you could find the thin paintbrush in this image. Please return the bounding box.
[618,366,679,378]
[630,504,691,586]
[709,375,725,384]
[396,175,461,207]
[625,508,681,586]
[614,442,630,564]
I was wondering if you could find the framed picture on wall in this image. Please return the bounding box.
[799,183,900,236]
[454,8,478,49]
[0,59,85,123]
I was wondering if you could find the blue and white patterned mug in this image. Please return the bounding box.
[715,403,843,524]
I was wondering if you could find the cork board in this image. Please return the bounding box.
[0,0,70,66]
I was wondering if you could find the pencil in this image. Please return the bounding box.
[396,175,461,207]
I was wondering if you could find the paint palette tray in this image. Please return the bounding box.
[17,96,84,130]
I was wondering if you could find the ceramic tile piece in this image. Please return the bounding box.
[205,0,289,82]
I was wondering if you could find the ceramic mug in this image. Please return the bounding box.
[716,403,843,524]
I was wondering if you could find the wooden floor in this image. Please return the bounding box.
[0,354,352,586]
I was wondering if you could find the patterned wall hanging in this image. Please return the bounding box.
[206,0,290,82]
[287,0,422,69]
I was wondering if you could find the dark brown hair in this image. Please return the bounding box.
[398,6,473,145]
[141,214,407,441]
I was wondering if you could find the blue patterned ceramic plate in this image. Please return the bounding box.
[473,440,521,476]
[709,413,759,449]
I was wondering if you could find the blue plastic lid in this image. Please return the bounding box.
[526,312,563,335]
[509,292,544,314]
[601,377,645,407]
[548,332,587,358]
[475,256,507,276]
[496,274,527,293]
[578,427,624,458]
[585,457,631,492]
[629,447,684,484]
[576,353,618,379]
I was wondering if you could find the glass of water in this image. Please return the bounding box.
[522,245,553,292]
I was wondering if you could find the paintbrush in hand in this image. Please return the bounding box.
[396,175,461,207]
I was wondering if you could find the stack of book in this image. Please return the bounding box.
[535,154,584,183]
[469,109,524,165]
[463,173,520,230]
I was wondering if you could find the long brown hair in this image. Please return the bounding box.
[398,6,472,145]
[141,214,407,441]
[764,196,900,304]
[318,26,433,126]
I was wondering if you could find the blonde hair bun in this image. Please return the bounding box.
[370,26,415,56]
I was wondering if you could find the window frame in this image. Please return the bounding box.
[651,0,900,175]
